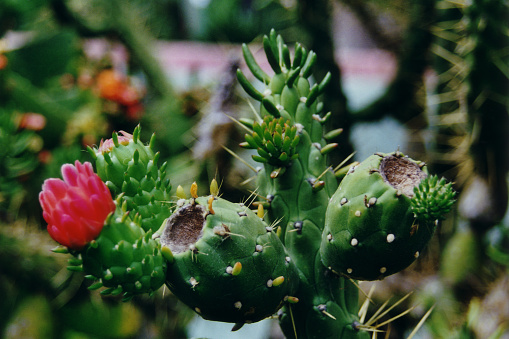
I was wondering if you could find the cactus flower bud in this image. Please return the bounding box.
[39,161,115,250]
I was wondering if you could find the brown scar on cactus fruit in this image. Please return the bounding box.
[160,203,207,254]
[379,155,427,198]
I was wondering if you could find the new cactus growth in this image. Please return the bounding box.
[78,200,167,300]
[160,193,299,327]
[321,152,456,281]
[88,126,173,233]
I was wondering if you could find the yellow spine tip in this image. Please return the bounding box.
[232,262,242,276]
[285,296,299,304]
[210,178,219,196]
[191,182,198,199]
[273,276,285,286]
[257,204,264,219]
[208,196,215,215]
[176,185,187,199]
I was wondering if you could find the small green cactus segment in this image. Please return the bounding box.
[88,126,173,233]
[74,201,167,300]
[238,29,337,147]
[241,116,300,167]
[321,152,454,281]
[160,196,299,324]
[411,175,457,222]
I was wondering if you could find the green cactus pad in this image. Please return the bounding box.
[320,152,447,281]
[89,126,173,233]
[160,196,299,324]
[79,203,167,299]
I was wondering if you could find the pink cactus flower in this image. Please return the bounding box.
[39,161,115,250]
[98,131,133,153]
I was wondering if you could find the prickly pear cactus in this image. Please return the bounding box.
[160,191,299,327]
[88,126,173,233]
[320,152,455,281]
[68,200,167,300]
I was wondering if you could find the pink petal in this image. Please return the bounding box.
[61,164,79,187]
[43,179,68,200]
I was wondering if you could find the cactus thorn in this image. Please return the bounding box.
[317,304,336,320]
[231,322,245,331]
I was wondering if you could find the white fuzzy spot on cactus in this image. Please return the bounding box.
[295,123,304,133]
[368,197,377,206]
[195,307,201,314]
[386,234,395,243]
[347,268,353,274]
[327,233,333,241]
[238,211,247,217]
[300,96,307,103]
[276,104,284,111]
[267,279,273,287]
[266,226,273,233]
[414,251,420,258]
[255,244,263,252]
[355,210,361,217]
[380,267,387,274]
[226,266,233,274]
[177,198,186,207]
[189,277,198,287]
[350,238,358,246]
[234,301,242,310]
[285,256,291,263]
[435,219,439,226]
[189,244,197,252]
[340,198,348,205]
[347,166,357,175]
[263,89,272,97]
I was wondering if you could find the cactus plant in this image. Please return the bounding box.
[39,30,457,338]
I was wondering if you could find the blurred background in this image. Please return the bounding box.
[0,0,508,338]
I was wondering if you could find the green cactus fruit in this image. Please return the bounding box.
[73,200,167,300]
[88,126,173,233]
[321,152,456,281]
[160,195,299,326]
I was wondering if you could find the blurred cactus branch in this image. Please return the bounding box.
[458,0,509,232]
[338,0,401,52]
[352,0,436,125]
